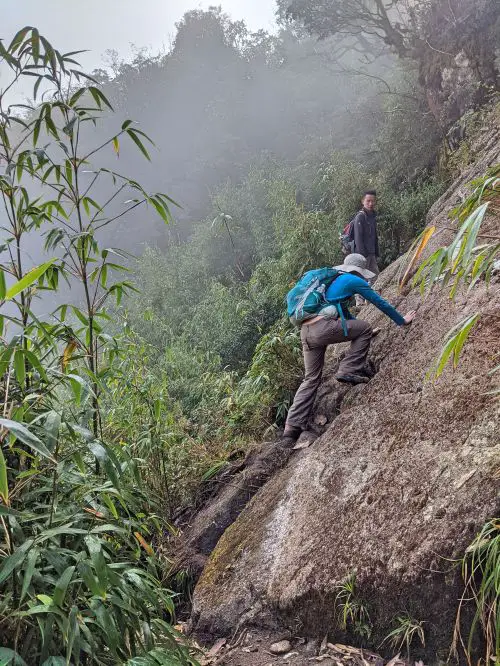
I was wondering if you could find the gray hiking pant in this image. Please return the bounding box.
[355,255,379,306]
[285,318,372,430]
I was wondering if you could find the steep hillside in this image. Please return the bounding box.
[186,115,500,663]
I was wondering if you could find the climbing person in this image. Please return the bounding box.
[283,253,416,442]
[352,190,379,306]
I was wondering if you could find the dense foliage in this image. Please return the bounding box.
[0,27,197,665]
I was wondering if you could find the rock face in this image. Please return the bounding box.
[191,122,500,661]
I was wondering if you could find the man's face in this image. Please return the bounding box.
[362,194,376,211]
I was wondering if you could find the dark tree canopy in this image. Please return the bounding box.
[278,0,500,126]
[277,0,416,58]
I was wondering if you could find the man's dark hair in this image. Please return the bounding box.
[363,189,377,197]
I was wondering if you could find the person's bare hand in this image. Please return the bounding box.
[403,310,417,325]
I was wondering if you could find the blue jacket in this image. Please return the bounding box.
[323,273,405,332]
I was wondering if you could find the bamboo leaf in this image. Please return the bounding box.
[20,547,39,603]
[0,539,34,584]
[0,419,55,461]
[88,87,113,111]
[0,345,15,379]
[126,129,151,161]
[0,647,28,666]
[69,87,85,107]
[453,314,480,368]
[13,350,25,387]
[433,336,456,379]
[31,28,40,61]
[4,260,56,301]
[23,349,48,382]
[0,448,8,504]
[53,565,76,607]
[8,27,32,53]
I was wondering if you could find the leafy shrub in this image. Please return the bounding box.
[454,518,500,664]
[0,28,196,665]
[0,417,194,665]
[375,178,446,265]
[230,319,303,432]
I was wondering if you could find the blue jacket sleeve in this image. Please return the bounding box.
[354,281,406,325]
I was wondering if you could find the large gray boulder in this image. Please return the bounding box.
[191,124,500,661]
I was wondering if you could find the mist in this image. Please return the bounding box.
[0,0,462,331]
[64,7,399,249]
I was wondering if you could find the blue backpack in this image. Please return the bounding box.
[286,268,342,326]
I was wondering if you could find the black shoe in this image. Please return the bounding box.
[336,374,370,385]
[282,426,301,442]
[361,363,376,379]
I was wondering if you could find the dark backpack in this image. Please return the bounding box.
[286,267,342,326]
[339,210,364,255]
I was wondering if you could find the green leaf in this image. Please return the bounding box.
[64,160,73,186]
[70,306,88,326]
[33,76,43,103]
[20,547,39,602]
[0,647,28,666]
[0,448,8,504]
[13,350,26,387]
[0,505,22,516]
[85,536,108,591]
[433,336,456,379]
[126,129,151,161]
[69,87,86,107]
[31,28,40,61]
[53,565,76,607]
[23,349,48,382]
[0,419,55,461]
[4,260,56,301]
[0,345,15,378]
[453,314,480,368]
[33,118,42,145]
[36,594,53,605]
[149,196,170,224]
[0,270,6,300]
[78,561,103,598]
[43,411,61,452]
[88,87,113,111]
[8,27,32,53]
[0,539,34,584]
[36,524,87,543]
[101,493,118,519]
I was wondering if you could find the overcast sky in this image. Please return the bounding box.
[3,0,278,72]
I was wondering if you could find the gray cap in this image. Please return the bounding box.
[333,253,376,280]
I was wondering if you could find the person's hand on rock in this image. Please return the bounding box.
[403,310,417,325]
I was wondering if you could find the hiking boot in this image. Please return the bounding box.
[361,363,376,378]
[282,425,302,443]
[335,373,370,385]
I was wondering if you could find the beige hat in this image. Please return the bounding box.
[333,253,376,280]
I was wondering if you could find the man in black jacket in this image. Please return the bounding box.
[352,190,379,305]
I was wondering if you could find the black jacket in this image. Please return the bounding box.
[352,209,379,257]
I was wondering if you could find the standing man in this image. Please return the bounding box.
[282,254,416,442]
[352,190,379,306]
